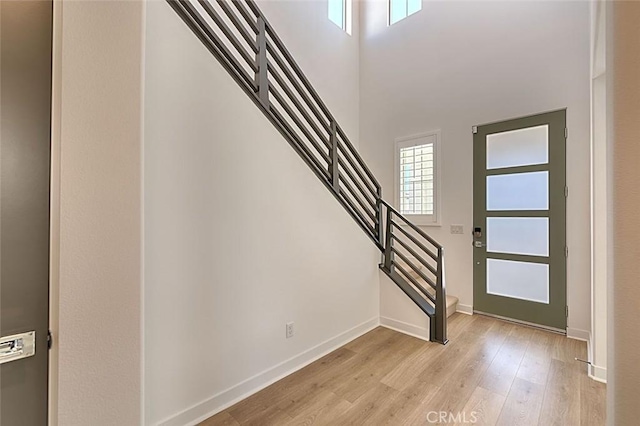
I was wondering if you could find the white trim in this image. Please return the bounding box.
[586,331,607,383]
[345,0,352,35]
[455,304,474,315]
[380,316,429,341]
[589,363,607,383]
[156,317,379,426]
[328,0,352,35]
[566,327,590,341]
[49,2,63,424]
[394,130,442,226]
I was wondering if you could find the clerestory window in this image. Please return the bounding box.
[389,0,422,25]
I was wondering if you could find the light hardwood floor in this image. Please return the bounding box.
[200,313,606,426]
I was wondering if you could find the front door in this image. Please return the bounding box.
[473,110,567,330]
[0,1,52,423]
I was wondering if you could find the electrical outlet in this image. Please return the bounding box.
[450,224,464,235]
[286,322,294,339]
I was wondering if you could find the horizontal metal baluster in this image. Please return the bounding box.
[198,0,257,72]
[336,139,378,195]
[268,105,330,180]
[391,245,437,290]
[392,236,438,277]
[390,221,439,261]
[244,0,262,19]
[229,0,258,32]
[266,40,330,133]
[261,24,334,123]
[215,0,258,52]
[338,173,377,223]
[337,156,377,207]
[392,261,436,304]
[380,199,442,249]
[269,86,331,165]
[268,61,331,149]
[337,190,378,238]
[336,125,381,192]
[174,0,256,90]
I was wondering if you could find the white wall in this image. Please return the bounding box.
[143,2,378,425]
[52,1,144,424]
[360,0,591,333]
[380,272,430,339]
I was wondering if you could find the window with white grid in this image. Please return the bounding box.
[395,132,440,225]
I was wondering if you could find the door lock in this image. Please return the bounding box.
[473,227,485,247]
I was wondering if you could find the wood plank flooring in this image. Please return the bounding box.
[200,313,606,426]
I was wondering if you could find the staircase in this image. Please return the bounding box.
[167,0,449,344]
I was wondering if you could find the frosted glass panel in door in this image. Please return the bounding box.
[487,217,549,256]
[487,259,549,303]
[487,171,548,211]
[487,125,549,169]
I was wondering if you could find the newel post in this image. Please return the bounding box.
[434,247,448,344]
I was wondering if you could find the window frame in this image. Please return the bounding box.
[328,0,352,35]
[388,0,422,26]
[394,130,442,226]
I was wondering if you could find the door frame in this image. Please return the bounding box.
[472,109,568,331]
[48,1,63,424]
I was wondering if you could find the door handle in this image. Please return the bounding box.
[0,332,35,365]
[0,338,23,357]
[473,241,486,248]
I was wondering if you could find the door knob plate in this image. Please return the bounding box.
[0,331,35,365]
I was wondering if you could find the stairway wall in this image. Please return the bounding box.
[143,2,377,425]
[380,272,430,340]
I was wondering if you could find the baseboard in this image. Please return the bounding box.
[156,316,379,426]
[380,316,429,341]
[569,329,607,383]
[567,327,590,341]
[588,363,607,383]
[456,303,473,315]
[585,331,607,383]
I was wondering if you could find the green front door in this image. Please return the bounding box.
[473,110,567,330]
[0,1,52,423]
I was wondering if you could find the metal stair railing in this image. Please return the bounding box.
[167,0,447,344]
[379,200,447,344]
